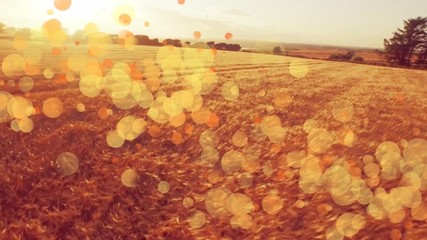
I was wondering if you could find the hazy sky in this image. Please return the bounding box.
[1,0,427,48]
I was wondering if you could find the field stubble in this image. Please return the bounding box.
[0,42,427,239]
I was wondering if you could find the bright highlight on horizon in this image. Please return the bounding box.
[1,0,427,48]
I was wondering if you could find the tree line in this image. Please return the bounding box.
[384,17,427,66]
[0,23,242,52]
[131,35,241,51]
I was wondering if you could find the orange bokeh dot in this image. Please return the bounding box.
[111,157,120,164]
[135,143,142,151]
[119,14,132,26]
[128,62,137,70]
[404,221,413,230]
[52,47,62,56]
[169,113,186,128]
[206,112,219,128]
[34,106,41,115]
[54,0,72,11]
[349,166,362,177]
[316,204,331,216]
[43,97,64,118]
[74,41,80,46]
[191,108,211,124]
[178,0,185,5]
[390,229,402,240]
[148,125,162,138]
[118,30,133,39]
[102,58,113,69]
[321,155,333,167]
[47,9,54,15]
[41,17,66,44]
[225,32,233,40]
[184,124,194,135]
[193,31,201,40]
[98,107,110,120]
[46,19,61,29]
[272,168,286,182]
[171,132,183,145]
[413,127,421,136]
[55,73,67,84]
[395,92,406,102]
[144,21,150,27]
[131,69,143,80]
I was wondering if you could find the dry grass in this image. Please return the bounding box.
[0,41,427,239]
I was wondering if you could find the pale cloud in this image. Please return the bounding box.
[223,9,250,17]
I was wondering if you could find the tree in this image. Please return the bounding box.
[228,44,242,51]
[384,17,427,66]
[213,42,241,51]
[0,22,5,33]
[353,56,364,62]
[328,50,355,61]
[416,35,427,65]
[273,46,282,55]
[134,35,161,46]
[207,41,215,48]
[162,38,182,47]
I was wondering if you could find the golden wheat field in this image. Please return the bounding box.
[1,38,427,240]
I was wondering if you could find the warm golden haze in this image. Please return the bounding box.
[0,0,427,239]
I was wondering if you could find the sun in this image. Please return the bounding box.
[49,0,119,16]
[40,0,125,33]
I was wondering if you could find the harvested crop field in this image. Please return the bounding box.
[286,49,386,64]
[1,41,427,240]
